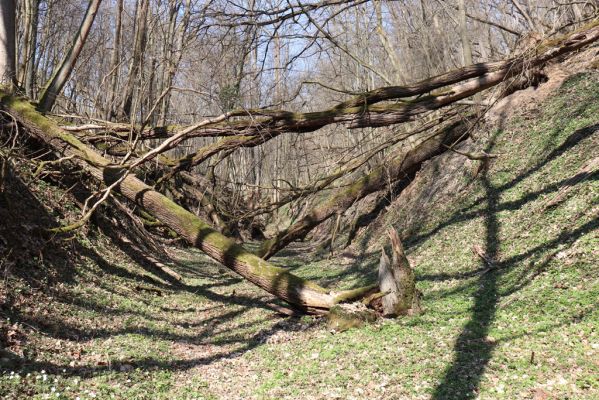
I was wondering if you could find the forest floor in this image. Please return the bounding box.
[1,72,598,399]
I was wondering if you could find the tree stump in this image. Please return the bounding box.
[378,228,422,316]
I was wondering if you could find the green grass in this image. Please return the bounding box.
[1,72,598,399]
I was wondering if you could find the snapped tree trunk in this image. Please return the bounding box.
[378,228,421,316]
[37,0,102,113]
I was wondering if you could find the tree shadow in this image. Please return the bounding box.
[319,119,597,300]
[15,315,321,377]
[428,114,598,397]
[409,121,598,249]
[0,163,79,287]
[431,137,501,399]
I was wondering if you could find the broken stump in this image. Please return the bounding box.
[378,228,422,317]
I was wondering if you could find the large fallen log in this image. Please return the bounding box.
[149,22,599,177]
[0,93,336,312]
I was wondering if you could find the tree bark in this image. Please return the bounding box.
[458,0,480,105]
[378,228,421,316]
[0,0,16,88]
[458,0,473,67]
[104,0,124,120]
[37,0,102,113]
[118,0,149,120]
[23,0,39,98]
[158,0,191,125]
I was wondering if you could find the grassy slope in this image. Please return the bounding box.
[1,72,598,399]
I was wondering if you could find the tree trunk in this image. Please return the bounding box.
[104,0,124,120]
[158,0,191,126]
[37,0,102,113]
[378,228,421,316]
[252,22,599,258]
[458,0,474,67]
[0,0,16,88]
[257,117,465,259]
[2,21,598,314]
[119,0,149,121]
[0,92,335,312]
[24,0,39,98]
[458,0,480,105]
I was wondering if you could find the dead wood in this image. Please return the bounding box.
[378,228,421,316]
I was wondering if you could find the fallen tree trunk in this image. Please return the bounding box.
[2,22,598,315]
[112,22,599,177]
[0,93,336,312]
[49,24,599,193]
[257,116,466,259]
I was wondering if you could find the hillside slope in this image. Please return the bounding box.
[1,69,598,400]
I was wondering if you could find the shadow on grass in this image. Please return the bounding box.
[432,137,500,399]
[0,163,295,373]
[15,315,319,377]
[409,121,598,250]
[312,121,598,294]
[430,120,598,397]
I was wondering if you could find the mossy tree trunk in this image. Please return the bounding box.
[255,22,599,259]
[2,22,598,314]
[0,92,335,312]
[258,117,465,259]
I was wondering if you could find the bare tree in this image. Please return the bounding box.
[118,0,149,120]
[20,0,39,97]
[104,0,124,120]
[3,0,598,314]
[4,21,598,311]
[37,0,102,113]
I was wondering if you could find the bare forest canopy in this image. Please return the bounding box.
[1,0,599,312]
